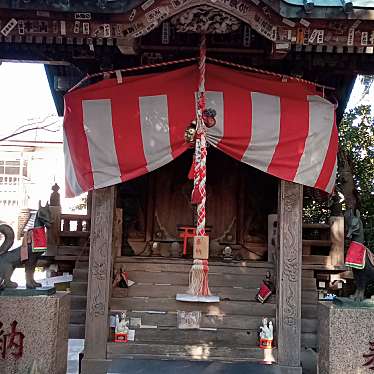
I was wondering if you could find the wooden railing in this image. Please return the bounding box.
[61,214,90,233]
[268,214,344,268]
[47,209,91,256]
[46,184,91,257]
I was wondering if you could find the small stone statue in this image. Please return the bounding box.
[115,312,129,334]
[222,246,232,262]
[49,183,61,207]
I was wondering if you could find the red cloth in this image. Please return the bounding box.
[345,241,366,269]
[32,227,47,252]
[64,64,337,197]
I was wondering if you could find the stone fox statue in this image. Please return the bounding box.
[0,203,51,290]
[345,209,374,301]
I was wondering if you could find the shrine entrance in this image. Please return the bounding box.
[117,148,278,261]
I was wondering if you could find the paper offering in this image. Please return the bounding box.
[177,311,201,329]
[130,317,142,328]
[127,330,135,341]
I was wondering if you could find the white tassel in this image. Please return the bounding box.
[187,259,211,296]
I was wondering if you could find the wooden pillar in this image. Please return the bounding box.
[46,206,61,256]
[86,190,93,231]
[46,183,61,256]
[113,208,123,257]
[276,180,303,374]
[81,186,116,374]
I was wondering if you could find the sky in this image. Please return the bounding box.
[0,62,60,141]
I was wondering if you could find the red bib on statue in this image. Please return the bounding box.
[345,241,366,269]
[32,227,47,252]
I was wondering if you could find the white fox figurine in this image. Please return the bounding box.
[259,318,273,340]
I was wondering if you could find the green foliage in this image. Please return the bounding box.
[71,195,87,212]
[339,105,374,221]
[302,103,373,224]
[303,196,329,224]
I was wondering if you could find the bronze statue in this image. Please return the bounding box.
[345,209,374,301]
[0,203,51,290]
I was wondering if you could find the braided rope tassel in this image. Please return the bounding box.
[197,133,206,236]
[187,34,211,297]
[188,259,211,296]
[196,34,207,237]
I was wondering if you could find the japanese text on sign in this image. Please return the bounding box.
[0,321,25,360]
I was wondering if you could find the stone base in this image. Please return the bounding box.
[81,358,110,374]
[0,292,70,374]
[278,365,302,374]
[0,286,56,296]
[318,301,374,374]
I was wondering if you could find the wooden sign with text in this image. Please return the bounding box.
[193,235,209,260]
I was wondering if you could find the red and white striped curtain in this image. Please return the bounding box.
[63,64,337,198]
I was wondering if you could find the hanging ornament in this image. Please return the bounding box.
[177,33,218,304]
[184,120,197,146]
[202,108,217,128]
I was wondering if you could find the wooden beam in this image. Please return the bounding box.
[139,44,266,55]
[81,186,116,374]
[46,206,61,256]
[276,180,303,374]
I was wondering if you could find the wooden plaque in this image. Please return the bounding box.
[193,235,209,259]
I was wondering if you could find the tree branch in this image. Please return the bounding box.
[0,121,60,142]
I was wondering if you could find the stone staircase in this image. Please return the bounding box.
[69,257,319,361]
[68,260,89,339]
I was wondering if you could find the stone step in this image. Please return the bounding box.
[74,261,89,269]
[60,231,90,237]
[129,327,260,347]
[55,256,89,262]
[57,245,88,256]
[116,257,274,268]
[116,262,314,279]
[108,297,317,319]
[115,257,315,277]
[109,297,275,317]
[114,285,318,303]
[70,309,86,324]
[72,269,316,289]
[70,309,317,333]
[69,323,85,339]
[116,262,275,276]
[107,342,273,362]
[70,281,317,304]
[109,327,317,349]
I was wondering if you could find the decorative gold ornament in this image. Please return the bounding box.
[184,121,197,145]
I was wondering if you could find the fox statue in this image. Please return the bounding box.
[0,202,51,290]
[345,209,374,301]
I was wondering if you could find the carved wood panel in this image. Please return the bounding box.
[276,180,303,368]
